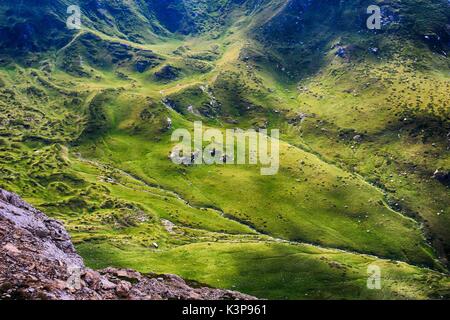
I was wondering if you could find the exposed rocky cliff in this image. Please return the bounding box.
[0,189,255,300]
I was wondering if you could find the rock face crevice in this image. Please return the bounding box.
[0,189,255,300]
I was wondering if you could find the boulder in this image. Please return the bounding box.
[433,170,450,187]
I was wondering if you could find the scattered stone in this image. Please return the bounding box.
[116,281,132,298]
[336,47,347,58]
[353,135,362,142]
[369,47,379,55]
[432,170,450,186]
[161,219,176,234]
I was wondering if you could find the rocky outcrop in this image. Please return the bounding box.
[0,189,255,300]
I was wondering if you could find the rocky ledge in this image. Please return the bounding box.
[0,189,255,300]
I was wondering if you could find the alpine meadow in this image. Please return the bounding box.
[0,0,450,300]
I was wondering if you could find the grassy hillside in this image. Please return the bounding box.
[0,0,449,299]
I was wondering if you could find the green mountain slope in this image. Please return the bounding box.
[0,0,449,299]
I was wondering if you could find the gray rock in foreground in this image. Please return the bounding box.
[0,189,256,300]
